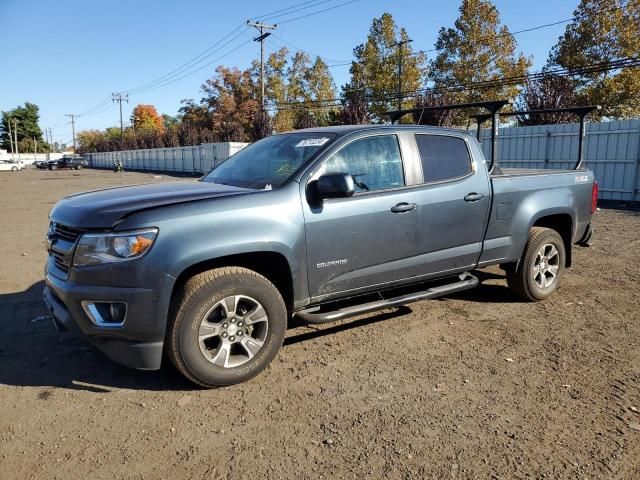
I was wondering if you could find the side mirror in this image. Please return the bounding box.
[316,173,355,199]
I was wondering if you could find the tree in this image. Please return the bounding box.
[428,0,531,125]
[305,57,337,126]
[516,74,579,125]
[77,129,107,153]
[264,47,294,132]
[202,65,260,142]
[131,104,165,134]
[345,13,425,120]
[339,90,371,125]
[547,0,640,118]
[412,91,459,127]
[1,102,45,151]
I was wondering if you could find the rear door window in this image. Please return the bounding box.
[415,134,472,183]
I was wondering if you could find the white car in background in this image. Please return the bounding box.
[0,160,22,172]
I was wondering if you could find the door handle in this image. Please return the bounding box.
[464,193,485,202]
[391,202,416,213]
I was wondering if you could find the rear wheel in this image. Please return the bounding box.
[506,227,565,301]
[166,267,287,387]
[11,166,18,172]
[50,164,58,170]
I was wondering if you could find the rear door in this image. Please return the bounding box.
[410,133,491,275]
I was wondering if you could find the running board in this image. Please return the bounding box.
[295,273,479,324]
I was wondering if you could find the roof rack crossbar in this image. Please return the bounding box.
[472,105,601,170]
[384,99,512,172]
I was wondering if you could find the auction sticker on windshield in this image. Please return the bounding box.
[294,137,330,148]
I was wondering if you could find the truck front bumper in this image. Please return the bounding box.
[43,262,175,370]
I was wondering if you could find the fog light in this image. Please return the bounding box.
[82,301,127,327]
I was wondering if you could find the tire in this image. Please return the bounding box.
[166,267,287,387]
[506,227,566,301]
[50,164,57,170]
[77,164,83,170]
[11,166,18,172]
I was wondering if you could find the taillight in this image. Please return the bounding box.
[591,181,598,214]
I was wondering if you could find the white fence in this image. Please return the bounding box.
[86,142,248,174]
[480,118,640,201]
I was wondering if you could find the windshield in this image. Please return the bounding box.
[201,133,336,189]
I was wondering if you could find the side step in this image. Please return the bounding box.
[295,273,479,324]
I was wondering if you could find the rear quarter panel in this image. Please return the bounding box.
[478,170,594,266]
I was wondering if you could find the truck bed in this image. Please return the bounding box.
[491,167,577,177]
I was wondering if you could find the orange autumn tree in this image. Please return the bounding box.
[131,104,165,134]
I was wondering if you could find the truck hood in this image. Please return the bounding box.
[49,181,254,229]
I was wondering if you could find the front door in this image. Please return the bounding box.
[303,134,420,300]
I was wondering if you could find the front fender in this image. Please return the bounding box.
[116,182,308,303]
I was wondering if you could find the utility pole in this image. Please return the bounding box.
[247,20,277,111]
[396,38,413,112]
[14,119,19,156]
[65,114,78,151]
[112,93,129,145]
[7,118,14,157]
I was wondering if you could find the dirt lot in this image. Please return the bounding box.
[0,168,639,479]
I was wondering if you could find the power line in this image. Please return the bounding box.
[255,0,332,20]
[121,24,247,95]
[270,33,350,63]
[273,57,640,109]
[125,37,254,96]
[277,0,361,24]
[258,0,336,21]
[408,0,639,59]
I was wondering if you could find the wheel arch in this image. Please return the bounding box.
[531,212,574,267]
[170,251,295,315]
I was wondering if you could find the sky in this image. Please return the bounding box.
[1,0,578,146]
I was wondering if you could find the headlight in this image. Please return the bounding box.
[73,228,158,266]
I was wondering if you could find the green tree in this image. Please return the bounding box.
[264,47,293,132]
[1,102,45,151]
[547,0,640,118]
[305,56,337,126]
[344,13,425,121]
[428,0,531,125]
[77,129,107,153]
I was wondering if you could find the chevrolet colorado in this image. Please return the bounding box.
[43,125,597,387]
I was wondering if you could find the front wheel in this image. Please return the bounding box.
[11,166,18,172]
[506,227,566,301]
[166,267,287,387]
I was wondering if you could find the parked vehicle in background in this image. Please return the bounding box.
[43,125,597,387]
[0,160,22,172]
[48,155,88,170]
[5,160,26,170]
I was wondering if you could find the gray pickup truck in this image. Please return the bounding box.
[43,125,597,387]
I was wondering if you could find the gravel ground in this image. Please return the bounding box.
[1,168,639,479]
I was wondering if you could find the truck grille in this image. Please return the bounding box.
[52,251,72,273]
[48,222,83,275]
[52,223,81,242]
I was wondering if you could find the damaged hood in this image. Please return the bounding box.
[49,180,254,229]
